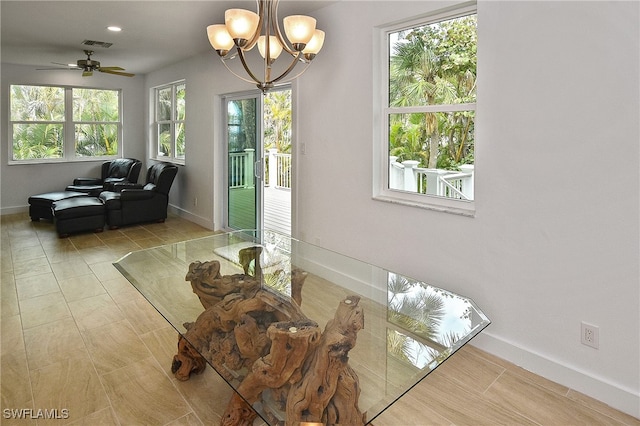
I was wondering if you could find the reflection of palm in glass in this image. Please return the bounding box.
[388,274,445,340]
[241,231,293,296]
[387,274,468,368]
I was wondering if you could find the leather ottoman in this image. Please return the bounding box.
[52,197,105,237]
[64,184,104,197]
[28,191,88,221]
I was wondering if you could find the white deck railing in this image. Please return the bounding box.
[229,149,255,189]
[231,149,292,190]
[230,151,472,200]
[267,148,291,189]
[390,156,474,200]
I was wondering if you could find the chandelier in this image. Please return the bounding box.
[207,0,325,93]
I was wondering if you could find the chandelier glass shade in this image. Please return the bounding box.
[207,0,325,92]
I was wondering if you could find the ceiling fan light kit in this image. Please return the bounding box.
[207,0,325,92]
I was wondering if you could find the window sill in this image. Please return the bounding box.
[151,157,185,166]
[373,192,475,217]
[8,156,118,166]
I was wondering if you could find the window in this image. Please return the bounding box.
[375,6,477,214]
[154,81,185,161]
[9,84,121,162]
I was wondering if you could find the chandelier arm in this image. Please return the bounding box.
[272,58,312,85]
[264,0,273,68]
[270,52,304,85]
[219,56,258,85]
[244,0,265,50]
[270,0,296,56]
[236,48,264,86]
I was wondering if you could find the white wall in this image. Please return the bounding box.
[293,0,639,416]
[0,64,145,213]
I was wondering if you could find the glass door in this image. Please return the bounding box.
[263,87,292,237]
[224,87,292,237]
[225,93,262,236]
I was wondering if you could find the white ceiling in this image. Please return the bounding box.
[1,1,333,76]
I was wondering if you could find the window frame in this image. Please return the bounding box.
[373,3,477,216]
[8,84,122,164]
[152,80,186,164]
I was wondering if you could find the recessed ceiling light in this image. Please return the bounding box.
[107,26,122,32]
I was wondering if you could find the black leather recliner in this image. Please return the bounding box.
[66,158,142,196]
[99,163,178,228]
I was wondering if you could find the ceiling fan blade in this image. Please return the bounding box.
[99,66,125,71]
[99,69,135,77]
[52,62,80,68]
[37,67,77,71]
[82,70,93,77]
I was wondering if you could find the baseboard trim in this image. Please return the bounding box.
[1,205,29,216]
[168,205,214,230]
[2,204,215,231]
[471,332,640,418]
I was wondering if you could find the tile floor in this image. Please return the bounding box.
[1,212,638,425]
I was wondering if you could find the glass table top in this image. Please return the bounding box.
[114,230,490,425]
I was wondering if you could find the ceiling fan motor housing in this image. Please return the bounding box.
[77,58,100,70]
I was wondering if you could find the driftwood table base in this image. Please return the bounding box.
[171,249,366,426]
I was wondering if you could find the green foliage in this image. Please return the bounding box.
[10,85,65,121]
[263,89,291,153]
[73,88,119,121]
[176,122,186,158]
[176,84,186,121]
[228,98,257,152]
[389,116,428,164]
[158,123,171,157]
[157,87,172,121]
[75,124,118,157]
[73,88,120,157]
[156,84,186,158]
[10,85,120,160]
[176,84,186,158]
[389,14,476,171]
[12,123,63,160]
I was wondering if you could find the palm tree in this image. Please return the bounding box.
[12,123,63,159]
[264,89,291,153]
[175,84,186,157]
[10,85,65,160]
[389,116,428,165]
[389,15,476,170]
[73,89,119,156]
[390,33,444,168]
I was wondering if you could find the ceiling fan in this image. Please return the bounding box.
[38,50,134,77]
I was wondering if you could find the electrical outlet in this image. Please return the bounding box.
[193,197,198,207]
[581,322,599,349]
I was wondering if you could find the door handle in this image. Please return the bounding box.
[254,161,263,179]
